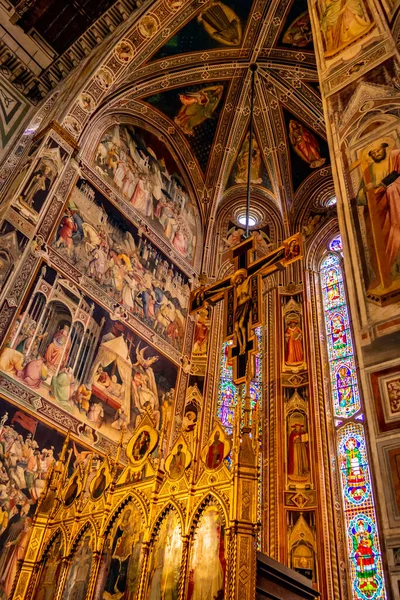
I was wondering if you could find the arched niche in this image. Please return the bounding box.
[292,168,336,243]
[94,497,146,600]
[32,530,65,600]
[186,495,228,600]
[61,522,96,600]
[146,505,184,599]
[77,113,203,271]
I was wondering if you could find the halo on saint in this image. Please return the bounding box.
[165,435,192,481]
[126,411,158,470]
[201,422,230,470]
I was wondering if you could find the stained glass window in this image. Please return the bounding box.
[217,327,262,436]
[321,236,386,600]
[217,326,263,546]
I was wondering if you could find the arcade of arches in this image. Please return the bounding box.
[0,0,400,599]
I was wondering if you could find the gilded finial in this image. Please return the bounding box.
[60,429,71,462]
[113,425,126,475]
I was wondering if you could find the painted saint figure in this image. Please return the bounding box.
[285,319,304,366]
[357,141,400,289]
[289,120,325,169]
[282,11,312,47]
[320,0,373,57]
[34,537,63,600]
[188,507,225,600]
[169,444,186,480]
[0,517,32,598]
[331,314,347,351]
[351,519,379,596]
[62,535,93,600]
[343,437,367,502]
[233,132,262,184]
[147,512,182,600]
[192,306,210,355]
[288,422,310,479]
[132,431,151,461]
[44,325,71,371]
[20,164,53,212]
[206,432,225,469]
[104,509,143,598]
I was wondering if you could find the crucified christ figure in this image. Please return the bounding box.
[231,268,251,355]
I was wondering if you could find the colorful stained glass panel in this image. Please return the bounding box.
[337,424,371,507]
[348,511,385,600]
[321,237,387,600]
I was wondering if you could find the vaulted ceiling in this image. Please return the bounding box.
[94,0,333,231]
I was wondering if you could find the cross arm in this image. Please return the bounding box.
[189,274,232,313]
[248,246,286,277]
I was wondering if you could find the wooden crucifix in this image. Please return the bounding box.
[190,233,302,385]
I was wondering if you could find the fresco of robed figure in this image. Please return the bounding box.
[355,136,400,295]
[95,504,145,600]
[62,533,93,600]
[146,510,182,600]
[0,266,178,449]
[51,179,190,351]
[94,124,199,263]
[318,0,374,58]
[187,506,226,600]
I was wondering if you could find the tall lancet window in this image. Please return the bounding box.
[321,236,386,600]
[217,326,263,541]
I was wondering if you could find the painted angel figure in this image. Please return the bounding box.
[250,229,271,254]
[174,85,224,136]
[222,226,244,249]
[131,344,160,427]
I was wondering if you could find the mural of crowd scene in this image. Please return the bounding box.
[222,221,271,256]
[317,0,374,59]
[51,179,190,350]
[0,396,79,600]
[187,505,226,599]
[153,0,251,59]
[354,134,400,296]
[280,0,312,49]
[0,267,178,447]
[0,222,28,292]
[284,110,329,191]
[227,132,272,191]
[145,83,226,172]
[95,504,145,600]
[146,510,182,599]
[12,139,68,225]
[94,124,199,262]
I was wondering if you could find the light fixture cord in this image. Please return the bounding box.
[246,64,257,238]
